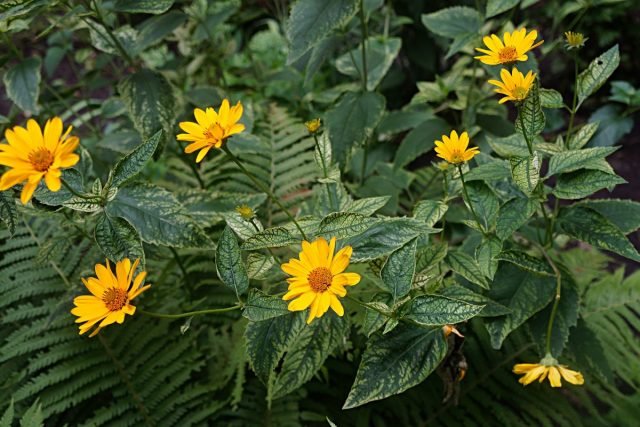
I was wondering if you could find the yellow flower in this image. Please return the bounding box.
[564,31,587,50]
[235,204,255,220]
[434,130,479,164]
[474,28,544,65]
[513,358,584,388]
[71,258,150,337]
[0,117,80,204]
[305,118,321,134]
[488,67,537,104]
[177,99,245,163]
[281,237,360,324]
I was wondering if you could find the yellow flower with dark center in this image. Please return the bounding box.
[434,130,479,164]
[488,67,537,104]
[281,237,361,324]
[177,99,245,163]
[475,28,544,66]
[305,118,321,134]
[564,31,587,50]
[0,117,80,204]
[513,357,584,387]
[71,258,150,337]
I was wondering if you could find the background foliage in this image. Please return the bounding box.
[1,0,639,425]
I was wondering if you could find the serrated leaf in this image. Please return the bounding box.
[363,294,392,337]
[446,250,489,289]
[3,57,40,113]
[463,181,500,232]
[484,264,556,349]
[510,152,540,195]
[415,242,448,273]
[0,191,17,237]
[243,289,289,321]
[577,45,620,108]
[394,118,450,168]
[135,11,187,53]
[567,122,598,150]
[485,0,520,18]
[246,253,277,280]
[0,399,13,427]
[19,399,43,427]
[345,196,390,216]
[421,6,482,38]
[109,130,161,188]
[495,196,537,240]
[465,160,511,182]
[177,190,266,228]
[94,214,145,266]
[553,169,626,200]
[346,218,430,262]
[405,295,484,325]
[241,227,297,250]
[113,0,174,14]
[336,37,402,91]
[381,238,418,304]
[272,314,349,399]
[413,200,448,228]
[487,133,530,158]
[574,199,640,234]
[313,132,333,177]
[496,250,553,275]
[439,285,511,317]
[106,182,213,248]
[286,0,359,63]
[539,88,564,108]
[476,236,502,280]
[343,325,447,409]
[318,212,379,239]
[515,81,545,139]
[547,147,617,177]
[558,206,640,262]
[216,226,249,298]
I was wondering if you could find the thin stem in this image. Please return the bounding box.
[565,53,579,147]
[360,146,368,184]
[457,164,484,234]
[139,304,242,319]
[517,105,534,155]
[222,146,308,240]
[530,241,562,355]
[358,0,369,91]
[60,178,103,202]
[345,294,392,318]
[312,134,337,211]
[440,169,448,240]
[89,0,135,66]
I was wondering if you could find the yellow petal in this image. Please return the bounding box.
[288,291,316,311]
[547,366,562,387]
[329,294,344,316]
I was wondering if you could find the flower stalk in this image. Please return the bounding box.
[457,164,484,234]
[139,304,243,319]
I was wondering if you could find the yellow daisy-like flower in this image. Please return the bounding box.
[513,357,584,388]
[177,99,245,163]
[488,67,537,104]
[0,117,80,204]
[71,258,150,337]
[235,204,255,220]
[281,237,361,324]
[434,130,479,164]
[564,31,587,50]
[304,118,321,134]
[474,28,544,66]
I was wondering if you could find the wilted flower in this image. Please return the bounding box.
[513,355,584,388]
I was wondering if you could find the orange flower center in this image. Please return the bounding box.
[449,149,464,164]
[498,46,518,63]
[308,267,332,292]
[204,123,224,141]
[29,147,54,172]
[102,287,128,311]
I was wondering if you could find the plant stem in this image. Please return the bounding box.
[440,169,448,240]
[360,146,368,184]
[221,146,308,240]
[89,0,135,67]
[517,105,534,155]
[139,304,243,319]
[312,134,337,211]
[60,178,103,203]
[358,0,369,92]
[565,53,579,147]
[456,164,484,234]
[530,241,562,355]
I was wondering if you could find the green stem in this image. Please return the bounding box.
[360,145,368,184]
[565,54,579,147]
[440,169,448,240]
[457,164,484,234]
[60,178,103,203]
[222,146,308,240]
[312,134,337,211]
[139,304,242,319]
[85,0,135,66]
[345,294,391,318]
[517,105,534,155]
[530,242,562,355]
[358,0,369,92]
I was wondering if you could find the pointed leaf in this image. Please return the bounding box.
[94,213,145,265]
[405,295,484,325]
[381,238,418,304]
[109,130,162,188]
[243,289,290,321]
[510,152,540,195]
[216,226,249,298]
[577,45,620,108]
[3,57,40,113]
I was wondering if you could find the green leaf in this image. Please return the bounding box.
[557,206,640,262]
[109,130,161,188]
[313,132,334,177]
[272,314,349,399]
[567,122,598,150]
[446,250,489,289]
[484,264,556,349]
[0,399,13,427]
[177,190,266,228]
[286,0,359,63]
[577,45,620,108]
[485,0,520,17]
[34,168,98,210]
[567,319,613,382]
[465,160,511,182]
[243,289,289,321]
[421,6,482,38]
[318,212,379,239]
[3,57,41,113]
[439,285,511,317]
[381,238,418,304]
[416,242,448,273]
[476,236,502,280]
[135,11,187,53]
[245,313,306,384]
[94,214,145,265]
[88,23,137,58]
[547,147,618,177]
[587,104,633,147]
[335,37,402,91]
[510,152,540,196]
[413,200,448,228]
[487,133,529,158]
[496,250,553,276]
[362,294,392,337]
[405,295,484,325]
[553,169,626,200]
[216,226,249,298]
[106,182,213,248]
[539,88,564,108]
[241,227,297,250]
[325,91,385,165]
[19,399,43,427]
[113,0,174,14]
[343,325,447,409]
[463,181,499,232]
[496,197,537,240]
[0,191,17,237]
[515,81,545,139]
[346,218,430,262]
[394,118,450,168]
[574,199,640,234]
[345,196,390,216]
[118,69,179,154]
